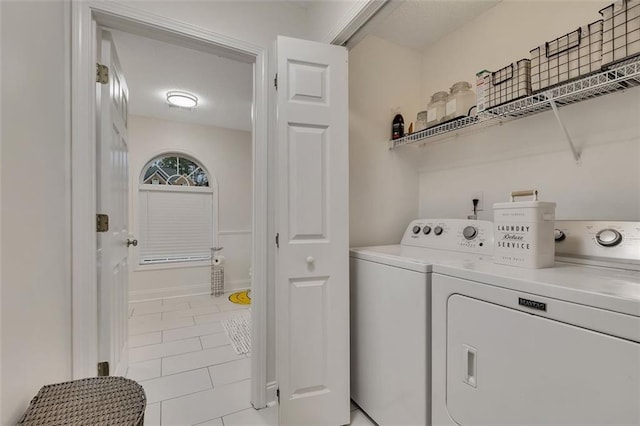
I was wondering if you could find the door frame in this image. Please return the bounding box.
[70,1,270,408]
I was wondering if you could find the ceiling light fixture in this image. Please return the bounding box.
[166,91,198,109]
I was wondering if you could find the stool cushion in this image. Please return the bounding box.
[18,377,146,425]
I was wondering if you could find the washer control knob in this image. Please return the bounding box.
[412,225,421,235]
[596,229,622,247]
[423,226,432,235]
[462,226,478,240]
[554,229,566,242]
[434,226,443,236]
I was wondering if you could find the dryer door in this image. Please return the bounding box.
[447,294,640,425]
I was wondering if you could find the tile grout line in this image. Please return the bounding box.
[161,352,246,377]
[206,362,215,389]
[163,328,226,344]
[146,380,252,406]
[217,406,261,425]
[146,363,229,381]
[129,320,201,336]
[163,305,229,321]
[131,346,246,379]
[130,296,252,425]
[130,302,194,316]
[129,338,203,363]
[138,367,212,404]
[129,332,163,348]
[174,387,254,425]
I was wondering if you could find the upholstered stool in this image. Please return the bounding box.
[18,377,146,425]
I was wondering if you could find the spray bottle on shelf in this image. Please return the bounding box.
[468,198,479,220]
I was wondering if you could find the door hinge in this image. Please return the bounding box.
[96,63,109,84]
[274,73,278,91]
[96,214,109,232]
[276,388,280,404]
[97,361,109,377]
[275,233,279,249]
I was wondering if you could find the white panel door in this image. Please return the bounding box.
[97,29,130,377]
[275,36,349,425]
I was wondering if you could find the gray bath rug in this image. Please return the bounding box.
[222,316,251,355]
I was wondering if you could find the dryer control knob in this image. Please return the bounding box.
[434,226,443,236]
[412,225,421,235]
[554,229,566,241]
[423,226,432,235]
[596,229,622,247]
[463,226,478,240]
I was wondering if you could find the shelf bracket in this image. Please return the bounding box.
[547,94,581,164]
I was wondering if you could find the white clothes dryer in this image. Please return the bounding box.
[431,221,640,425]
[350,219,494,426]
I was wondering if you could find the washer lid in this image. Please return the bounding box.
[350,245,431,273]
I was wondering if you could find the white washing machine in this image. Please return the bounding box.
[350,219,494,426]
[432,220,640,425]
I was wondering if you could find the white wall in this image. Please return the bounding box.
[421,0,610,104]
[305,0,378,44]
[416,0,640,222]
[418,91,640,220]
[349,35,422,247]
[0,2,72,424]
[128,115,252,300]
[125,1,311,48]
[0,0,325,417]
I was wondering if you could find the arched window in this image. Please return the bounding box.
[141,154,209,187]
[138,153,215,264]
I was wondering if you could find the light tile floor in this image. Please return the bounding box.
[128,293,375,426]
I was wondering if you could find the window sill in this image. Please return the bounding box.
[134,259,210,272]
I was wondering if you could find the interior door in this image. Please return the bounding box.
[97,29,130,377]
[275,36,350,425]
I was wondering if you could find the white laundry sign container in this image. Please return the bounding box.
[493,190,556,269]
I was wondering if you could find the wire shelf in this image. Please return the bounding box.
[390,56,640,149]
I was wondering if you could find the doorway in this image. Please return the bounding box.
[70,2,269,421]
[113,25,257,422]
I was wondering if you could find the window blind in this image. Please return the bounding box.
[139,188,213,264]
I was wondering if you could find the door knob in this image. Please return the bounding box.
[127,238,138,247]
[306,256,315,264]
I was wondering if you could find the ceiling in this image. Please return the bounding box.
[109,29,253,132]
[353,0,501,51]
[107,1,500,132]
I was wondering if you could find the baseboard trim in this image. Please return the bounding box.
[129,283,209,302]
[228,279,251,290]
[266,381,278,406]
[129,279,252,302]
[218,229,252,236]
